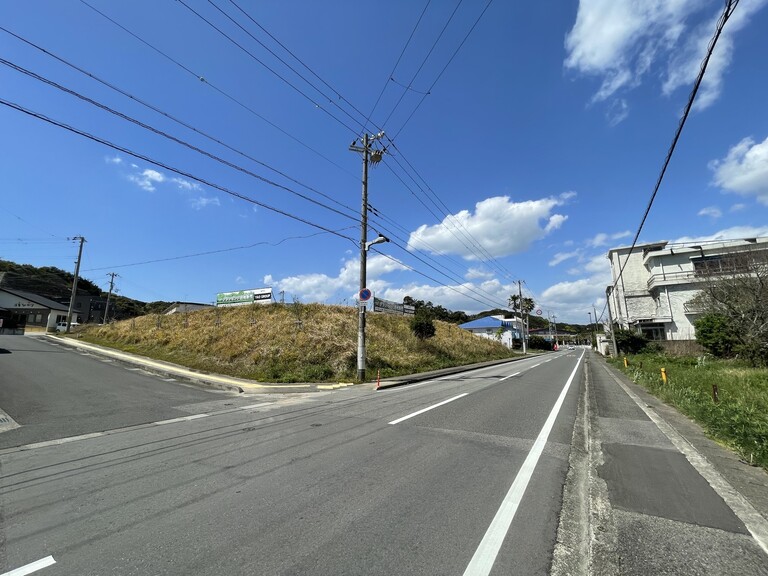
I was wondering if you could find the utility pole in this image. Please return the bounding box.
[593,304,599,348]
[518,280,526,354]
[552,314,558,347]
[606,286,618,356]
[588,311,594,348]
[349,131,386,381]
[66,236,86,333]
[103,272,118,324]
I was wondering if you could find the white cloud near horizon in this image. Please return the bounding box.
[407,193,572,260]
[710,136,768,205]
[672,225,768,243]
[264,254,409,303]
[565,0,767,114]
[105,155,122,164]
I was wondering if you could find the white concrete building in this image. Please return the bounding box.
[606,236,768,342]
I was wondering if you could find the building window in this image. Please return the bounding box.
[639,322,666,341]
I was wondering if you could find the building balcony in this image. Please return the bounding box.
[647,270,700,290]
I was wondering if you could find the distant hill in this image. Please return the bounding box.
[0,260,170,320]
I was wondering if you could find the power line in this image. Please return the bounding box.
[0,57,361,225]
[363,0,432,132]
[0,26,360,217]
[223,0,379,133]
[75,2,356,179]
[393,0,494,140]
[599,0,741,326]
[84,228,354,272]
[0,97,359,245]
[382,0,464,129]
[175,0,361,135]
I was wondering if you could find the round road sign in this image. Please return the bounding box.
[359,288,372,302]
[536,309,543,315]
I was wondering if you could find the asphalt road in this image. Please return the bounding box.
[0,335,585,575]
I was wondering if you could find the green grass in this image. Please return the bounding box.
[72,303,518,383]
[608,353,768,470]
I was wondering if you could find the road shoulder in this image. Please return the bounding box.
[553,351,768,575]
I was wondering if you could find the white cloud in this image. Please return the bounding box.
[407,193,572,260]
[171,177,202,191]
[465,267,494,280]
[565,0,767,113]
[710,136,768,205]
[190,196,221,210]
[587,233,609,247]
[673,225,768,244]
[235,276,247,285]
[662,0,768,110]
[549,251,579,267]
[612,230,632,240]
[606,98,629,126]
[730,203,746,212]
[697,206,722,218]
[265,254,408,303]
[105,155,122,164]
[380,278,515,315]
[127,169,165,192]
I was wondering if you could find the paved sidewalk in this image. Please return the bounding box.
[555,351,768,575]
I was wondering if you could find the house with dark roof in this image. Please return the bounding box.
[0,287,72,332]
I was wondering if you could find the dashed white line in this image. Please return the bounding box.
[463,352,583,575]
[1,555,56,575]
[499,372,520,381]
[389,393,468,425]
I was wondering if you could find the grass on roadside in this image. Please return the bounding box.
[608,353,768,470]
[73,303,517,383]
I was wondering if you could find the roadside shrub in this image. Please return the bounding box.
[614,329,648,354]
[528,335,551,350]
[410,314,436,340]
[695,313,738,358]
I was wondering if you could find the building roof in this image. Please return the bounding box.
[459,316,513,330]
[0,288,69,311]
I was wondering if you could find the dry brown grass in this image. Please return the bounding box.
[77,303,516,382]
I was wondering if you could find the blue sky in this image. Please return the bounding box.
[2,0,767,324]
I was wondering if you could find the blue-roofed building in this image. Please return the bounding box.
[459,315,522,348]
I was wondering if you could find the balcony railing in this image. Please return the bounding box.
[647,270,699,290]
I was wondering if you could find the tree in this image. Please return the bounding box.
[694,313,738,358]
[614,329,648,354]
[410,313,436,340]
[691,248,768,366]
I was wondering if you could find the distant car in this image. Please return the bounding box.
[55,321,79,332]
[567,345,575,350]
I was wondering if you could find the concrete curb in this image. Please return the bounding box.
[44,335,310,394]
[375,353,546,390]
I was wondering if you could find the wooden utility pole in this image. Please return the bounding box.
[103,272,118,324]
[66,236,85,333]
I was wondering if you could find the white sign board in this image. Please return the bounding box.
[216,288,273,307]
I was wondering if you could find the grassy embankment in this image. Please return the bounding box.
[77,303,516,383]
[608,353,768,470]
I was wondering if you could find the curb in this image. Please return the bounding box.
[375,354,543,390]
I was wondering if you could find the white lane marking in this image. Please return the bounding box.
[153,414,209,425]
[603,366,768,556]
[463,352,584,576]
[499,372,520,381]
[388,393,468,425]
[531,363,541,368]
[1,555,56,576]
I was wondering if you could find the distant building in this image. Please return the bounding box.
[606,236,768,342]
[163,302,213,315]
[0,287,72,331]
[459,315,522,348]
